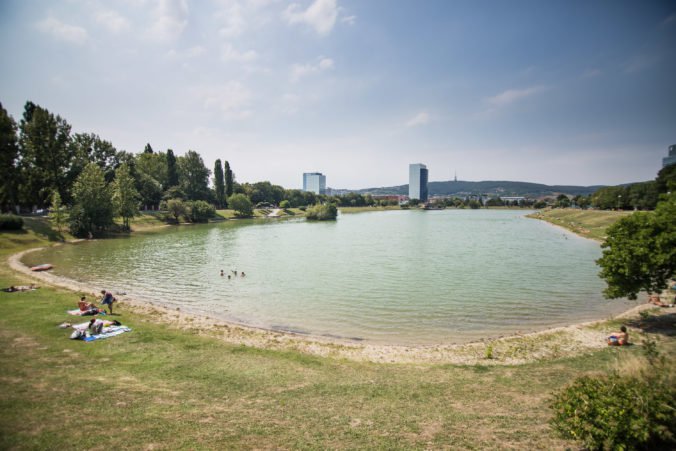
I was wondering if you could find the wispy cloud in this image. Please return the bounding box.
[405,112,430,127]
[36,17,88,44]
[284,0,338,35]
[216,1,246,37]
[167,45,207,59]
[662,13,676,27]
[94,9,131,33]
[290,57,334,82]
[196,82,253,119]
[147,0,189,42]
[485,86,545,108]
[623,54,659,73]
[222,43,258,62]
[341,15,356,26]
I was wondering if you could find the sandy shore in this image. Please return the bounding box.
[8,244,652,365]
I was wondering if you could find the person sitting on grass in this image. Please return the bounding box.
[99,290,117,314]
[648,294,672,307]
[607,326,629,346]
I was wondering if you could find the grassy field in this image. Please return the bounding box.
[0,217,673,449]
[527,208,633,241]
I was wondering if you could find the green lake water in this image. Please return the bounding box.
[24,210,635,345]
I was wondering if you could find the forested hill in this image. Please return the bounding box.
[354,180,608,197]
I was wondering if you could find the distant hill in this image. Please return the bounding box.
[353,180,607,197]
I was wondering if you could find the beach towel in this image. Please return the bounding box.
[83,326,131,342]
[67,309,105,316]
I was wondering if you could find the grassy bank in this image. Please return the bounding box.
[1,220,673,449]
[527,208,633,241]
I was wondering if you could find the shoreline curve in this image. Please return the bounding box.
[8,244,647,365]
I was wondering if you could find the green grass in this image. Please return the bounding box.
[1,219,673,449]
[527,208,633,241]
[338,205,402,214]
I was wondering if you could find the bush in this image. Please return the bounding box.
[227,194,253,217]
[0,214,23,230]
[551,371,675,450]
[189,200,215,223]
[279,200,290,209]
[306,204,338,221]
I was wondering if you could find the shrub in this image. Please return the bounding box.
[279,200,290,209]
[306,204,338,221]
[189,200,215,223]
[227,194,253,217]
[0,214,23,230]
[550,363,675,449]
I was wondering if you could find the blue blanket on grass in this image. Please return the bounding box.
[83,326,131,342]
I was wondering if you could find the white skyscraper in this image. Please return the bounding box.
[409,163,429,201]
[303,172,326,194]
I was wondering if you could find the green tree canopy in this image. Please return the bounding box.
[69,163,114,237]
[113,163,140,231]
[0,102,19,212]
[178,150,211,201]
[228,193,253,217]
[597,193,676,299]
[224,160,233,199]
[166,149,179,188]
[213,159,225,208]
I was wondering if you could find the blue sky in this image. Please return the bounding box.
[1,0,674,189]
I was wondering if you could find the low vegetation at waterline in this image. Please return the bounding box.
[527,208,632,241]
[305,203,338,220]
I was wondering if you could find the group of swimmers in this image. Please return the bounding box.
[220,269,245,279]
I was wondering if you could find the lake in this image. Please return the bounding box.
[24,209,635,345]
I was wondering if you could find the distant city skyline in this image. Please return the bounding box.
[1,1,675,189]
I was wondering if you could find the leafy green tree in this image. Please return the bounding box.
[178,150,211,201]
[144,143,154,154]
[213,159,225,208]
[306,203,338,220]
[655,163,676,194]
[68,133,119,185]
[113,163,140,231]
[136,151,168,189]
[188,200,215,223]
[279,200,290,209]
[0,102,19,212]
[166,149,179,188]
[597,193,676,299]
[228,193,253,217]
[18,101,74,207]
[224,161,234,199]
[136,172,164,209]
[49,190,65,234]
[165,198,188,223]
[69,163,114,237]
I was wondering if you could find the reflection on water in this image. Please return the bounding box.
[25,210,635,344]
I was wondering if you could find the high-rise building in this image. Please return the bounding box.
[303,172,326,194]
[409,163,429,201]
[663,144,676,168]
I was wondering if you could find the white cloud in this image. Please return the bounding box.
[290,57,334,81]
[36,17,88,44]
[485,86,544,107]
[167,45,207,59]
[405,112,430,127]
[222,43,258,62]
[216,1,247,37]
[284,0,338,35]
[95,9,131,33]
[147,0,189,42]
[196,82,253,119]
[341,15,356,25]
[581,68,601,78]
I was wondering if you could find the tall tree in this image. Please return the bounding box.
[18,102,73,207]
[224,160,233,198]
[177,150,211,201]
[113,163,140,231]
[166,149,179,188]
[213,159,225,208]
[0,102,19,212]
[68,133,119,185]
[144,143,154,154]
[69,163,114,237]
[136,151,168,189]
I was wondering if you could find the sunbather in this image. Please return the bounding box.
[648,294,672,307]
[608,326,629,346]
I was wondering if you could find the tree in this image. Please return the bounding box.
[228,193,253,217]
[113,163,140,231]
[144,143,154,154]
[18,101,73,207]
[165,198,188,223]
[213,159,225,208]
[136,151,168,189]
[49,190,65,234]
[68,133,119,186]
[69,163,114,237]
[178,150,210,201]
[597,193,676,299]
[224,160,233,199]
[306,203,338,220]
[189,200,215,223]
[0,102,19,212]
[166,149,179,188]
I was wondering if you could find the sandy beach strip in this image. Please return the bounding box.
[7,245,650,365]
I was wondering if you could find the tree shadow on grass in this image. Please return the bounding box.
[625,311,676,338]
[22,217,64,242]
